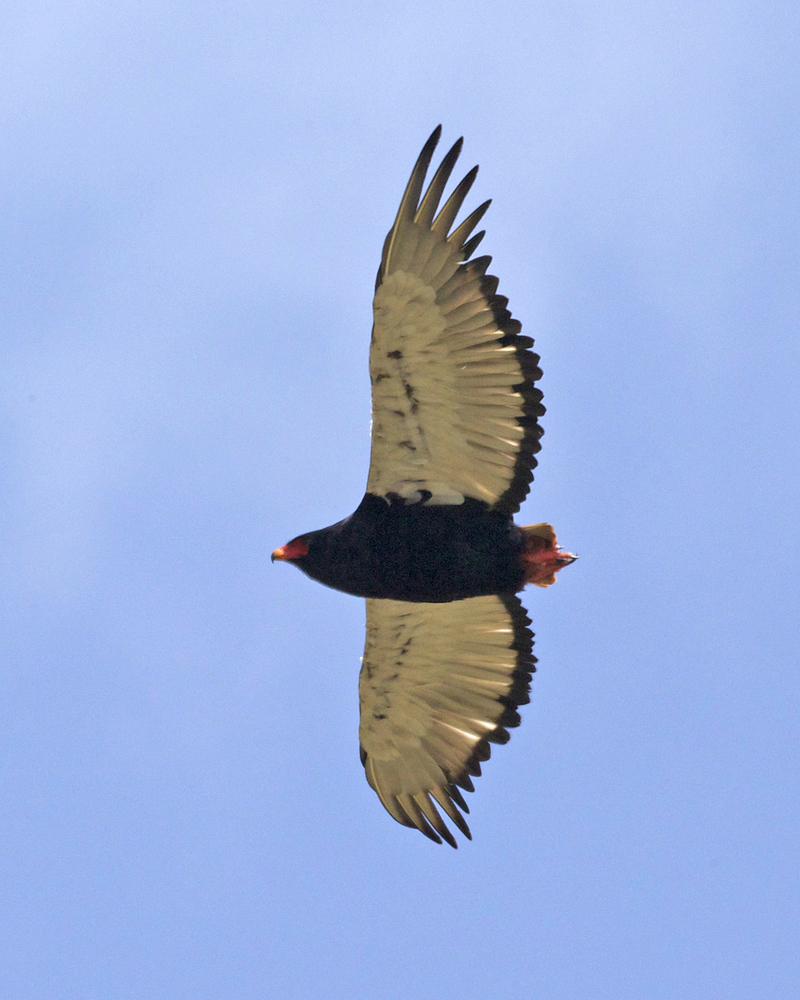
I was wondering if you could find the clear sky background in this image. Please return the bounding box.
[3,2,799,998]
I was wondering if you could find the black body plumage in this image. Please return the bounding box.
[290,495,525,602]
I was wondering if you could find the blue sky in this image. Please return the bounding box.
[3,2,799,997]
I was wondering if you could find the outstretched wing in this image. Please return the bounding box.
[367,126,544,515]
[358,593,536,847]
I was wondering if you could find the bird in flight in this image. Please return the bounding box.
[273,127,575,847]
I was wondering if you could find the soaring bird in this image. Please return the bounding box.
[273,127,574,847]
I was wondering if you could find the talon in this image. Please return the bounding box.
[519,522,577,587]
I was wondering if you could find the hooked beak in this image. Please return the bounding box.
[271,538,309,563]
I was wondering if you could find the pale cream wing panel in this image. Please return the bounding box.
[358,593,535,847]
[366,128,544,515]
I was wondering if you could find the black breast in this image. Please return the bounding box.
[296,494,525,602]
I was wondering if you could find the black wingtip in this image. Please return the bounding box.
[424,124,443,152]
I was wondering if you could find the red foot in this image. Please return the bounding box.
[520,523,576,588]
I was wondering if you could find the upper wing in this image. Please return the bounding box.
[358,593,536,847]
[367,126,544,515]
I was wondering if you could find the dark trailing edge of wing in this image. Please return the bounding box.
[477,265,546,514]
[375,125,546,515]
[453,592,536,783]
[358,594,536,848]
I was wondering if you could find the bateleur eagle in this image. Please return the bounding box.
[273,127,574,847]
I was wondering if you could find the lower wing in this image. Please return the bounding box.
[358,593,536,847]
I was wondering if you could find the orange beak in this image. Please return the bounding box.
[271,538,309,563]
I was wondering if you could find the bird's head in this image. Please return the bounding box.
[271,535,310,564]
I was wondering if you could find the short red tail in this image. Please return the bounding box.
[520,523,576,588]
